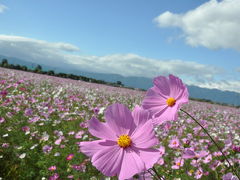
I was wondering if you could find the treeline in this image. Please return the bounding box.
[0,59,125,88]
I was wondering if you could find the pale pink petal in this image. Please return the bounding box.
[182,149,196,159]
[131,121,158,148]
[169,74,185,98]
[176,88,189,104]
[79,140,116,157]
[131,147,160,169]
[92,145,124,177]
[119,148,145,180]
[153,76,170,97]
[152,106,178,125]
[88,117,117,141]
[104,103,136,136]
[142,88,167,116]
[132,105,150,127]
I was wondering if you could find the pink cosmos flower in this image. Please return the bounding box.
[24,108,33,116]
[75,131,84,139]
[158,146,165,157]
[66,154,74,160]
[28,116,40,123]
[79,104,160,180]
[0,117,5,123]
[194,167,203,179]
[0,90,8,97]
[21,126,30,132]
[2,143,9,148]
[203,154,212,164]
[182,149,208,159]
[232,145,240,153]
[42,145,53,154]
[168,137,180,149]
[67,175,74,179]
[222,173,239,180]
[142,74,188,125]
[54,138,62,145]
[79,122,87,128]
[157,157,164,165]
[172,157,184,169]
[48,165,57,171]
[49,173,59,180]
[93,107,100,114]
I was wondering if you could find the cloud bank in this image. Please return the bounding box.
[154,0,240,51]
[0,35,80,67]
[0,35,239,92]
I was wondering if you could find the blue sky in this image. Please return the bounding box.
[0,0,240,92]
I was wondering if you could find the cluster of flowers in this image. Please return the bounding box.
[1,68,239,179]
[80,74,189,180]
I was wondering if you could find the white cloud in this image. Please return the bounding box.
[0,4,7,13]
[1,35,239,92]
[190,80,240,93]
[154,0,240,51]
[67,54,222,82]
[0,35,80,67]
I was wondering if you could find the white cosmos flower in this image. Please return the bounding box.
[30,144,38,150]
[2,134,8,137]
[19,153,26,159]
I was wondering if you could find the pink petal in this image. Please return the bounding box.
[119,148,145,180]
[168,75,189,103]
[88,117,117,141]
[142,88,167,116]
[131,121,158,148]
[132,105,150,127]
[79,140,116,157]
[168,74,185,97]
[182,149,196,159]
[104,103,136,136]
[153,76,170,97]
[92,145,124,177]
[131,147,160,169]
[176,88,189,104]
[153,105,178,125]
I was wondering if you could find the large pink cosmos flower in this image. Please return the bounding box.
[142,74,188,125]
[79,104,160,180]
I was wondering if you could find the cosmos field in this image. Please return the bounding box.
[0,67,239,180]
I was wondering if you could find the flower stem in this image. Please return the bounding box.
[147,169,159,180]
[152,166,164,180]
[180,109,239,179]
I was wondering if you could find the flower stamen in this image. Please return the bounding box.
[166,97,176,107]
[117,135,131,148]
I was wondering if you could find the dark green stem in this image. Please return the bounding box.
[147,169,159,180]
[152,166,164,180]
[180,109,239,179]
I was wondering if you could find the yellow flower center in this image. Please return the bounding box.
[166,97,176,107]
[117,135,131,148]
[176,162,181,166]
[189,169,194,174]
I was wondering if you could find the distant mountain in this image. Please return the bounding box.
[1,54,240,106]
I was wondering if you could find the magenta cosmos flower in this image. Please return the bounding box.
[142,74,189,125]
[80,104,160,180]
